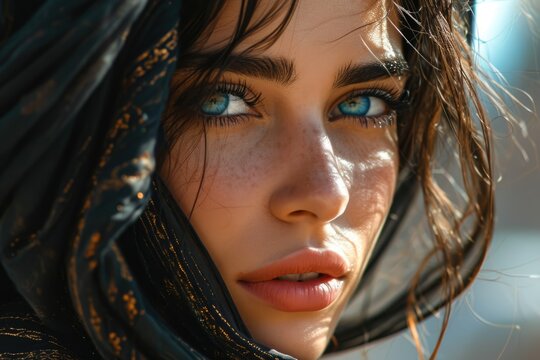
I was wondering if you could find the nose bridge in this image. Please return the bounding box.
[270,120,350,224]
[302,131,346,193]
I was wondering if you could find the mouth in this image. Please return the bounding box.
[274,272,321,281]
[238,248,350,312]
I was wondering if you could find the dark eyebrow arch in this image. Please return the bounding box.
[186,53,297,86]
[333,58,410,88]
[224,54,297,85]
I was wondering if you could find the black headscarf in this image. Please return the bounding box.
[0,0,478,358]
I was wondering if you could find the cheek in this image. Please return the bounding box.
[339,129,399,230]
[333,131,398,282]
[161,134,282,281]
[161,132,273,237]
[349,151,397,223]
[163,129,260,195]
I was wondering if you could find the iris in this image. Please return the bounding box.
[338,96,370,116]
[202,93,229,115]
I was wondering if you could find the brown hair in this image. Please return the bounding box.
[161,1,510,358]
[397,1,494,358]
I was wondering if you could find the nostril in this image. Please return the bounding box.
[289,210,312,217]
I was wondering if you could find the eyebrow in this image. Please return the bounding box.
[223,54,297,86]
[333,58,409,87]
[188,53,408,87]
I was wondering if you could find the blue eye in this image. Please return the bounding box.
[338,96,371,116]
[336,95,387,117]
[201,93,229,115]
[199,84,257,122]
[329,92,397,128]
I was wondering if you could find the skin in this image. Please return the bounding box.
[163,1,405,358]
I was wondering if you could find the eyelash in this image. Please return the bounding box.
[216,80,263,107]
[199,81,409,128]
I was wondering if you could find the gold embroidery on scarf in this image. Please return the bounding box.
[122,291,139,322]
[89,301,102,340]
[125,28,178,88]
[145,200,166,240]
[111,244,133,281]
[0,317,69,351]
[85,232,101,270]
[108,279,119,302]
[85,232,101,259]
[0,315,40,324]
[110,113,131,139]
[98,143,115,168]
[108,331,123,356]
[163,278,180,297]
[0,349,77,359]
[0,326,79,357]
[66,22,178,357]
[0,327,43,341]
[63,179,74,194]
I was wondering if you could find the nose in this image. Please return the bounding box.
[269,131,350,224]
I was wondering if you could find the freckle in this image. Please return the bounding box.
[232,149,265,190]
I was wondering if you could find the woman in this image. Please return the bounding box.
[0,0,505,359]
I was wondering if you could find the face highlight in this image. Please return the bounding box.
[163,1,405,359]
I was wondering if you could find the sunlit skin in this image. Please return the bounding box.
[162,1,405,359]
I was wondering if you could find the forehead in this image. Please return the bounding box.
[198,0,403,63]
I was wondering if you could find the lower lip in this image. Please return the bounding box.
[239,276,344,312]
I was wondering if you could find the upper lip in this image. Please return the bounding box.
[238,247,351,282]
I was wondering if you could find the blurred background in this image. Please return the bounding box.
[326,0,540,359]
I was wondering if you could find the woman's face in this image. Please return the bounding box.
[163,1,405,358]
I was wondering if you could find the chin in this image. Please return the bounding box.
[248,316,333,360]
[259,338,327,360]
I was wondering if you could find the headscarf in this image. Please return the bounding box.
[0,1,478,358]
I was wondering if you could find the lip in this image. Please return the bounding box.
[238,248,350,312]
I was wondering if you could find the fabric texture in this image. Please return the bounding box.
[0,0,195,358]
[0,0,478,358]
